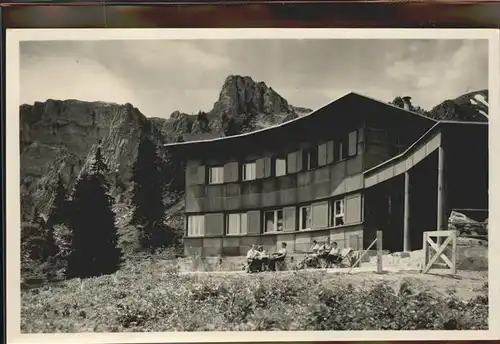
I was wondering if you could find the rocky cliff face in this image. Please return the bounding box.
[20,100,165,220]
[427,90,488,122]
[19,75,312,224]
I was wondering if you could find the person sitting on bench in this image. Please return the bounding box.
[257,246,270,271]
[246,245,260,272]
[269,242,287,271]
[308,240,321,256]
[326,242,342,266]
[318,238,332,263]
[303,240,321,267]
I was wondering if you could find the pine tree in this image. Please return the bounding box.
[390,96,429,116]
[131,133,169,251]
[66,146,122,278]
[46,175,68,229]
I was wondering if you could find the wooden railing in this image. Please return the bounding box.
[422,230,457,274]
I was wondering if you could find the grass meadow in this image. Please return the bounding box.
[21,257,488,332]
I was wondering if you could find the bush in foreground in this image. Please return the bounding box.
[21,265,488,332]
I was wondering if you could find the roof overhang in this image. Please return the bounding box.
[363,120,488,188]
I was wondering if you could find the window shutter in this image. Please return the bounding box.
[197,166,206,184]
[283,207,296,231]
[296,149,303,172]
[255,158,265,179]
[263,157,272,178]
[186,166,199,186]
[318,143,327,166]
[224,162,238,183]
[205,213,224,236]
[287,151,298,174]
[348,130,358,156]
[326,141,334,164]
[247,210,261,234]
[311,201,329,228]
[345,193,362,224]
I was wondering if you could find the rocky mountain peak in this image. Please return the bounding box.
[390,89,488,123]
[211,75,292,117]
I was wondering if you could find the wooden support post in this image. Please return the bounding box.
[403,171,410,252]
[376,230,383,274]
[422,231,428,272]
[437,146,445,231]
[451,230,457,275]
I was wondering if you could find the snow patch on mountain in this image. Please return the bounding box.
[474,94,489,108]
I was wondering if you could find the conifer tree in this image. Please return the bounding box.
[66,146,122,278]
[131,132,168,251]
[46,175,68,229]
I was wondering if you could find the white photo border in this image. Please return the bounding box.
[5,28,500,343]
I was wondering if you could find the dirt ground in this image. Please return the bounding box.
[320,270,488,300]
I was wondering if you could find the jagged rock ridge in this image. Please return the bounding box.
[19,75,313,226]
[151,75,313,142]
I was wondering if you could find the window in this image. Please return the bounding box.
[208,166,224,184]
[334,137,349,162]
[299,205,312,230]
[187,215,205,236]
[275,157,287,177]
[334,140,341,162]
[302,146,319,170]
[242,162,256,181]
[263,209,284,233]
[332,199,345,227]
[226,213,248,235]
[334,131,358,161]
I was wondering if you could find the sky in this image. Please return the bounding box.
[20,39,488,118]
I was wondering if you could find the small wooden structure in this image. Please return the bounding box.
[422,230,457,274]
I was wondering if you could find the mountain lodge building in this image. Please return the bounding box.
[163,92,488,257]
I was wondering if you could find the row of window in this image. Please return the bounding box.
[208,157,287,185]
[186,198,347,237]
[206,130,358,185]
[262,198,345,233]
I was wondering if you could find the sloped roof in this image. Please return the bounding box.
[364,120,488,176]
[163,91,437,149]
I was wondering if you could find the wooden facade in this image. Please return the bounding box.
[165,93,488,257]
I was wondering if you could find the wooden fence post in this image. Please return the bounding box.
[451,230,457,275]
[376,230,383,273]
[422,231,428,272]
